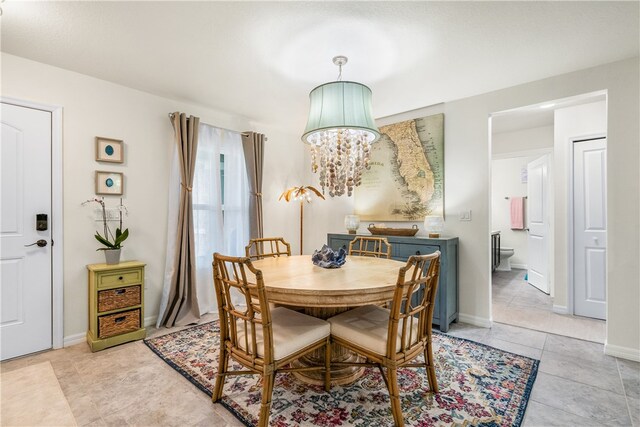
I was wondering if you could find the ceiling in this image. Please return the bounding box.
[2,2,638,133]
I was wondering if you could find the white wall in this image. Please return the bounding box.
[305,58,639,358]
[492,125,554,155]
[491,155,543,268]
[446,61,638,359]
[0,53,305,341]
[553,101,607,310]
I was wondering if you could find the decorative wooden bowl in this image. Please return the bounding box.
[367,224,419,237]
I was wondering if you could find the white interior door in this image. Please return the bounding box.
[527,155,550,294]
[1,103,53,360]
[573,138,607,320]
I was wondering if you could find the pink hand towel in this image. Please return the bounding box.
[510,197,525,230]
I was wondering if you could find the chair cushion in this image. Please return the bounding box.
[235,307,330,361]
[328,305,420,356]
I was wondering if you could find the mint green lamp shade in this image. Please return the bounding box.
[302,81,380,144]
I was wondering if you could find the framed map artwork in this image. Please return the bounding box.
[354,113,444,221]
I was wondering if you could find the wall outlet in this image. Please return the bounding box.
[95,207,121,221]
[459,210,472,221]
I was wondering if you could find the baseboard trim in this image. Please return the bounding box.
[458,313,492,328]
[604,342,640,362]
[144,315,158,327]
[552,305,568,314]
[511,263,528,270]
[63,332,86,347]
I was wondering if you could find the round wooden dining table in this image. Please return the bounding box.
[252,254,406,385]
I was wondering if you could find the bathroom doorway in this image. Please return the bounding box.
[488,92,607,343]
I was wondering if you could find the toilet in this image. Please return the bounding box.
[496,247,515,271]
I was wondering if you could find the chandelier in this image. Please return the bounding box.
[302,56,380,197]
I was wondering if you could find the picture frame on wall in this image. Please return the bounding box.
[95,171,123,195]
[96,137,124,163]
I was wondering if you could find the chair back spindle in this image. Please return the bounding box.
[348,236,392,259]
[326,251,441,426]
[245,237,292,260]
[387,252,440,358]
[213,253,275,365]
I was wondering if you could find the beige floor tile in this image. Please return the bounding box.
[491,271,605,343]
[1,361,77,426]
[546,313,606,342]
[65,394,103,426]
[493,304,552,332]
[531,372,631,425]
[0,357,28,374]
[488,322,548,349]
[479,336,542,359]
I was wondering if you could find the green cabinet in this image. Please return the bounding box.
[327,233,459,332]
[87,261,146,351]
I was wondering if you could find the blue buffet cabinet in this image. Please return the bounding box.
[327,233,459,332]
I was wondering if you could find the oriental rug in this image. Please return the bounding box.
[145,321,538,427]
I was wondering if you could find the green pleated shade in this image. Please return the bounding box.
[302,81,380,144]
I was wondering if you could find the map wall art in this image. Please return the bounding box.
[354,113,444,221]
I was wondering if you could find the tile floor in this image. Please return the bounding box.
[492,269,606,343]
[1,361,76,426]
[1,316,638,426]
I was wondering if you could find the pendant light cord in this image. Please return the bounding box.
[333,55,348,81]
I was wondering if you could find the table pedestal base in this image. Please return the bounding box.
[290,307,366,386]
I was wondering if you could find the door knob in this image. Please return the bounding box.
[25,239,47,248]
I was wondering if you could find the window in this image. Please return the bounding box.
[191,124,250,313]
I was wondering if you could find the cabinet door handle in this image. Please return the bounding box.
[118,276,124,281]
[415,250,421,256]
[114,316,126,323]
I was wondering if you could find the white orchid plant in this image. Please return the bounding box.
[81,197,129,250]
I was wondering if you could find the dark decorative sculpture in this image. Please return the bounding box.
[311,244,347,268]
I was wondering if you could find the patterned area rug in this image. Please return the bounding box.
[145,322,538,427]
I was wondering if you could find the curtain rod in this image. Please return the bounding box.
[167,112,267,140]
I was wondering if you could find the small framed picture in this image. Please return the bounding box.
[95,171,123,195]
[96,137,123,163]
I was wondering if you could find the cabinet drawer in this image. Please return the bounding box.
[393,244,440,260]
[96,269,143,288]
[98,285,141,313]
[98,308,141,338]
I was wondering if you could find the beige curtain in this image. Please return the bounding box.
[242,132,265,239]
[159,112,201,327]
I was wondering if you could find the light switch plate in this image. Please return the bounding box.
[95,207,120,221]
[459,210,472,221]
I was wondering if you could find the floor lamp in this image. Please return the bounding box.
[279,185,325,255]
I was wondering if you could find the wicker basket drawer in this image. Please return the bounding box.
[98,285,141,313]
[98,309,141,338]
[96,269,143,288]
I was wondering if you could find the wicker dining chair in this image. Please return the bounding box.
[348,236,392,259]
[328,252,441,427]
[211,253,331,427]
[245,237,292,260]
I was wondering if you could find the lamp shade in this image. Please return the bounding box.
[344,215,360,234]
[302,81,380,144]
[424,215,444,238]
